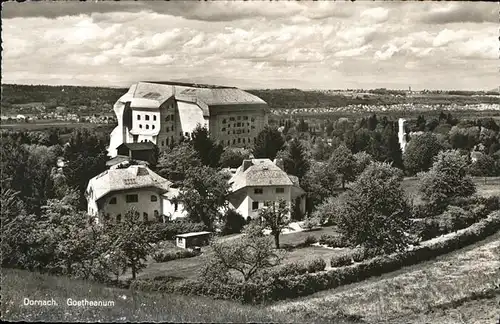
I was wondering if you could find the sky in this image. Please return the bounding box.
[2,1,498,90]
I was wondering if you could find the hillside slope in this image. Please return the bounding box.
[271,231,500,323]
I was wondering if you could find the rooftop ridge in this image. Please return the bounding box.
[142,80,236,89]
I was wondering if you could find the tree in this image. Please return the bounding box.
[418,150,476,211]
[156,142,201,184]
[278,138,310,180]
[179,166,230,230]
[403,133,443,175]
[353,151,373,178]
[469,153,497,177]
[219,148,250,168]
[328,144,355,189]
[258,199,292,249]
[108,208,153,280]
[301,161,339,215]
[203,235,284,282]
[252,126,285,160]
[325,162,412,253]
[191,124,223,167]
[63,128,108,210]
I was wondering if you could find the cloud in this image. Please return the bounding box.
[419,3,497,24]
[1,2,496,90]
[360,7,390,23]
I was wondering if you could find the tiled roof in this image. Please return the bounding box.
[228,159,298,193]
[86,165,172,202]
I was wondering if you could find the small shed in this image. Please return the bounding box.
[116,142,156,165]
[176,231,212,249]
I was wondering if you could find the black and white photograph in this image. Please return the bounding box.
[1,0,499,323]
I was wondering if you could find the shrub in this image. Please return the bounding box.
[351,247,379,262]
[318,234,346,248]
[436,206,471,233]
[306,257,326,273]
[303,235,317,246]
[301,216,321,231]
[330,254,352,267]
[411,219,441,241]
[221,209,246,235]
[274,262,309,277]
[148,220,206,243]
[152,249,199,263]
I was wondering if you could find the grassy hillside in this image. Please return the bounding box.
[271,231,500,323]
[1,268,319,323]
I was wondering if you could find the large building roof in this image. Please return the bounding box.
[126,81,267,114]
[86,164,172,202]
[228,159,301,193]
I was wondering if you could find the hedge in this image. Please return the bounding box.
[135,211,500,304]
[147,220,206,243]
[152,249,200,263]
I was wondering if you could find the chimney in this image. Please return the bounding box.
[242,159,253,171]
[274,158,284,171]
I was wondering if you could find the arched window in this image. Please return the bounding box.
[146,125,149,129]
[154,210,159,218]
[145,115,150,121]
[152,125,155,129]
[139,124,142,129]
[151,195,157,202]
[153,115,157,121]
[143,212,148,222]
[137,115,141,120]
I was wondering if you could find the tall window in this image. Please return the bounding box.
[153,115,157,121]
[252,201,259,210]
[152,125,155,129]
[254,188,263,194]
[139,124,142,128]
[109,197,117,204]
[145,115,150,121]
[151,195,157,202]
[143,212,148,222]
[154,210,159,218]
[126,194,138,203]
[146,125,149,129]
[174,202,178,212]
[116,214,122,222]
[137,115,141,120]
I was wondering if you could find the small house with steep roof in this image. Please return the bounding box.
[226,158,306,220]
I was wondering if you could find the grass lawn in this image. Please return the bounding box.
[1,268,324,323]
[278,225,340,247]
[270,231,500,323]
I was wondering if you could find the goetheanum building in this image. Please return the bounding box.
[108,81,269,157]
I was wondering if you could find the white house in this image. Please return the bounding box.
[226,158,306,220]
[85,163,187,224]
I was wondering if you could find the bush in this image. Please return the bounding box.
[148,220,206,243]
[273,262,309,277]
[301,216,321,231]
[306,257,326,273]
[411,219,441,241]
[318,234,346,248]
[221,209,246,235]
[436,206,471,233]
[330,254,352,267]
[303,235,317,246]
[350,247,379,262]
[152,249,200,263]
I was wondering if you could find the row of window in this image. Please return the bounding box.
[222,116,253,123]
[160,136,175,147]
[137,115,157,121]
[223,128,254,134]
[254,187,285,194]
[109,194,158,204]
[227,137,256,145]
[108,210,160,223]
[138,124,156,130]
[251,200,285,211]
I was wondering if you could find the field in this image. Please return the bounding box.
[1,268,318,323]
[270,231,500,323]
